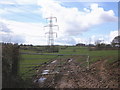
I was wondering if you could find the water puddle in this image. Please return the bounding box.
[38,77,47,83]
[52,71,59,74]
[42,70,49,75]
[33,77,47,83]
[51,60,57,64]
[68,58,73,62]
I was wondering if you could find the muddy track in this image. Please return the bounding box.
[55,59,107,88]
[89,59,119,88]
[33,56,119,88]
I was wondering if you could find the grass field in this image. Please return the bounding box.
[19,46,119,79]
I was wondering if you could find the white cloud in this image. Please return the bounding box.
[74,37,88,44]
[0,0,37,15]
[85,30,119,44]
[0,22,25,43]
[0,0,37,5]
[91,35,109,44]
[84,8,90,13]
[1,19,44,35]
[0,19,47,45]
[53,0,119,2]
[0,7,26,15]
[90,3,99,10]
[0,0,16,5]
[36,0,117,45]
[0,0,118,45]
[37,1,117,35]
[109,30,119,42]
[15,0,37,5]
[0,22,12,33]
[1,34,25,43]
[0,4,37,16]
[0,9,8,15]
[56,36,76,45]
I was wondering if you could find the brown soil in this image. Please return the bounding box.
[33,56,119,88]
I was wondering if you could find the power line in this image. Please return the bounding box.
[44,15,59,46]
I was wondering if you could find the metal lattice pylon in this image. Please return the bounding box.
[44,16,59,46]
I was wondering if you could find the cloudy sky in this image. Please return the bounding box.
[0,0,119,45]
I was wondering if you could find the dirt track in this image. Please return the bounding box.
[33,56,119,88]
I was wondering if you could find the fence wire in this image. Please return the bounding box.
[19,52,89,79]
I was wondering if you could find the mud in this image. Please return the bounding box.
[33,56,119,88]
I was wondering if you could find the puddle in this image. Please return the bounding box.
[42,70,49,75]
[68,58,73,62]
[51,60,57,64]
[52,71,59,74]
[38,77,47,83]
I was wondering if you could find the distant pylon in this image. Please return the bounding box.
[44,15,59,46]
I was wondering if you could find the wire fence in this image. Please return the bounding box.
[19,52,89,79]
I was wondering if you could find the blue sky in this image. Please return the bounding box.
[0,0,119,45]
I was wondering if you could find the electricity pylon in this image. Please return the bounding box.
[44,16,59,46]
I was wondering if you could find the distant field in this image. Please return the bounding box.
[59,46,118,63]
[19,46,119,79]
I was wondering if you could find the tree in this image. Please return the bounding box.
[111,36,120,47]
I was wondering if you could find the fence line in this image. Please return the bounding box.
[21,58,54,60]
[21,63,46,65]
[20,52,88,56]
[20,52,90,78]
[20,55,59,76]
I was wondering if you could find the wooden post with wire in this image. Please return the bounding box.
[87,55,90,70]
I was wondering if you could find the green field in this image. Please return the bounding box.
[19,46,119,79]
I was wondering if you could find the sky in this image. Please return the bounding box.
[0,0,119,45]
